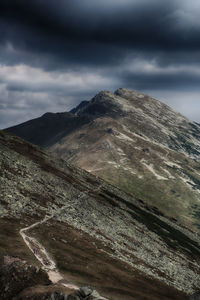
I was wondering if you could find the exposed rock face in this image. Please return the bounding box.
[67,287,106,300]
[0,130,199,299]
[0,256,50,299]
[5,88,200,232]
[0,256,103,300]
[19,285,104,300]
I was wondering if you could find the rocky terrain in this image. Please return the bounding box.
[5,88,200,232]
[0,130,200,299]
[0,256,104,299]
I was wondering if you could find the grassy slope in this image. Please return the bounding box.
[54,117,200,233]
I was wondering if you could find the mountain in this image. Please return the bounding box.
[1,130,200,299]
[5,88,200,233]
[4,111,92,148]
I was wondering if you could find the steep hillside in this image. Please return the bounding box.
[1,130,200,299]
[5,89,200,232]
[4,111,91,148]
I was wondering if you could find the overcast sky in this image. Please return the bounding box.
[1,0,200,128]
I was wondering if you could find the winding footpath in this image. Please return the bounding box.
[19,215,79,290]
[19,192,108,300]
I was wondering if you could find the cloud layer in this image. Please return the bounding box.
[0,0,200,128]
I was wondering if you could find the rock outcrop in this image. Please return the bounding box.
[0,256,50,299]
[0,256,106,299]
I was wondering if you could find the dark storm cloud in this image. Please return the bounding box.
[121,71,200,91]
[0,0,195,69]
[1,0,200,128]
[1,0,200,71]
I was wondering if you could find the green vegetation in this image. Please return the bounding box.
[101,166,200,232]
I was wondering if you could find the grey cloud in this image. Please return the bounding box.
[0,0,200,127]
[0,65,120,129]
[121,71,200,91]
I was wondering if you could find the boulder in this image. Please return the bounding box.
[190,292,200,300]
[0,256,50,299]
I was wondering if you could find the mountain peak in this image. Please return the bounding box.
[76,90,122,117]
[91,90,115,102]
[114,88,146,99]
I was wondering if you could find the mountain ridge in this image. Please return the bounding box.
[4,89,200,233]
[5,88,200,158]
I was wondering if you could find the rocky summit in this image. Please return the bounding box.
[5,88,200,233]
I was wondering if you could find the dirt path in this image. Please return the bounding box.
[19,215,79,290]
[19,194,109,299]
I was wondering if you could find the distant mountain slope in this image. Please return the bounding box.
[1,130,200,299]
[70,100,90,114]
[6,88,200,157]
[5,89,200,232]
[4,111,91,148]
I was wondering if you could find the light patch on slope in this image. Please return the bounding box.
[141,159,168,180]
[164,161,182,169]
[121,124,170,150]
[179,176,196,191]
[107,160,136,174]
[161,167,175,179]
[142,99,187,125]
[115,95,177,139]
[180,176,193,185]
[119,124,169,153]
[122,125,152,143]
[123,166,136,175]
[121,125,133,135]
[134,146,142,151]
[87,168,104,172]
[120,157,127,164]
[117,147,126,156]
[107,161,121,168]
[109,145,135,173]
[114,93,200,160]
[116,147,129,163]
[115,131,136,143]
[104,139,114,149]
[113,94,136,112]
[187,134,200,149]
[154,151,182,172]
[194,170,200,177]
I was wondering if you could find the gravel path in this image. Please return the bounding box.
[19,215,79,290]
